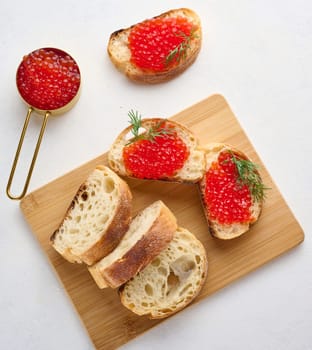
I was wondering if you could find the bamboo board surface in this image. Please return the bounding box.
[20,94,304,350]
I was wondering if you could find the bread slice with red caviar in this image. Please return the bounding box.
[198,143,265,240]
[108,111,205,183]
[50,165,132,265]
[88,200,177,289]
[107,8,202,83]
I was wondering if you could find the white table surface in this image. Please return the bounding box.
[1,1,311,349]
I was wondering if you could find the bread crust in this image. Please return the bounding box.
[50,165,132,265]
[107,8,202,84]
[198,143,263,240]
[89,201,177,288]
[108,117,205,183]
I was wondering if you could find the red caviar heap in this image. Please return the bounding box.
[128,16,195,72]
[122,114,189,179]
[16,48,80,111]
[204,151,254,225]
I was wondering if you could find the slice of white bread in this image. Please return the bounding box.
[88,200,177,288]
[107,8,202,84]
[50,165,132,265]
[108,118,205,183]
[119,227,208,319]
[198,143,263,240]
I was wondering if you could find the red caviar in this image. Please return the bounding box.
[123,128,189,179]
[128,16,194,71]
[16,48,80,111]
[204,151,253,225]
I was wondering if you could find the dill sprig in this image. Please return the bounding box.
[127,110,172,144]
[128,110,142,140]
[228,151,268,202]
[165,27,198,66]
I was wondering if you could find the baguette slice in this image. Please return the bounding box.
[107,8,202,84]
[88,200,177,288]
[198,143,263,240]
[50,165,132,265]
[108,118,205,183]
[119,227,208,319]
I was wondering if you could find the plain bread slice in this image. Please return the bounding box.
[50,165,132,265]
[88,200,177,288]
[119,227,208,319]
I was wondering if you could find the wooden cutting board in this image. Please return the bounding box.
[20,94,304,350]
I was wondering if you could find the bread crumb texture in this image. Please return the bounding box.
[52,167,121,261]
[120,227,208,318]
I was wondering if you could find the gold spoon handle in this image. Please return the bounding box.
[6,107,50,200]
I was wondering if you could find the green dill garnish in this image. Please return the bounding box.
[165,27,198,66]
[128,110,142,140]
[227,151,269,202]
[126,110,173,144]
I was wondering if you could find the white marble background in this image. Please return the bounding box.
[1,0,311,349]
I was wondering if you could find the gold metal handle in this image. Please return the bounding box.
[6,107,50,200]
